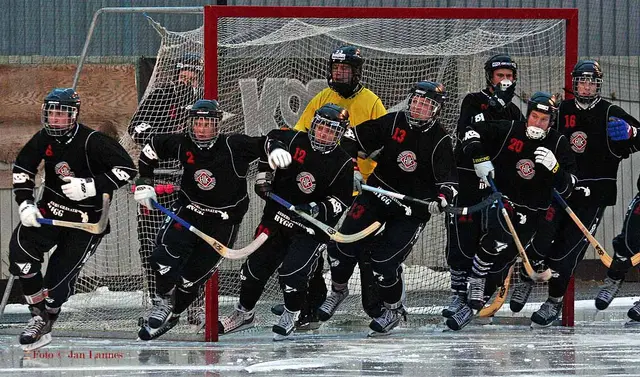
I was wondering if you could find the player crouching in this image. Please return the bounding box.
[10,88,136,350]
[134,100,291,340]
[218,104,354,340]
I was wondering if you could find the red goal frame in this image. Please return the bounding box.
[203,5,579,341]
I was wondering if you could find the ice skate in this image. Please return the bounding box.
[273,307,299,341]
[138,314,180,341]
[510,280,533,313]
[318,286,349,322]
[442,292,466,318]
[368,305,406,337]
[595,277,622,310]
[531,298,562,328]
[218,302,255,335]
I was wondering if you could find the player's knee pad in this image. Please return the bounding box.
[150,247,181,280]
[371,261,400,288]
[239,261,266,287]
[9,259,41,277]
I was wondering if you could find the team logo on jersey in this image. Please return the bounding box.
[397,150,417,172]
[296,171,316,193]
[54,161,74,179]
[194,169,216,191]
[570,131,587,153]
[515,159,535,180]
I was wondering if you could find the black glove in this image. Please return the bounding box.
[488,81,516,110]
[254,171,273,199]
[293,202,319,218]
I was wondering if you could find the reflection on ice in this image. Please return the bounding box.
[2,322,640,376]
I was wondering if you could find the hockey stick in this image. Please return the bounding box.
[36,193,111,234]
[268,193,382,243]
[487,177,552,282]
[478,264,514,317]
[552,190,613,267]
[361,185,502,215]
[151,200,267,260]
[552,190,640,267]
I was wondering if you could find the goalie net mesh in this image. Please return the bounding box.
[38,8,576,338]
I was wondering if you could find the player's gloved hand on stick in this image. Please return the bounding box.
[534,147,559,173]
[472,156,495,185]
[61,177,96,201]
[607,117,637,141]
[428,185,458,214]
[19,200,42,227]
[134,178,157,210]
[353,169,364,194]
[254,171,273,199]
[293,202,319,218]
[267,148,292,170]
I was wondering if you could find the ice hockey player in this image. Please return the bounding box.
[127,52,205,324]
[218,103,354,340]
[511,60,640,327]
[444,54,523,321]
[448,91,576,331]
[593,173,640,323]
[134,99,291,340]
[273,45,387,330]
[10,88,136,350]
[514,61,640,327]
[318,81,458,335]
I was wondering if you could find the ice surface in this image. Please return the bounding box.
[2,319,640,376]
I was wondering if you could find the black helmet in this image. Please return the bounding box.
[41,88,81,137]
[484,54,518,87]
[406,81,447,130]
[308,103,350,153]
[327,45,364,98]
[571,60,603,105]
[175,52,203,87]
[187,99,223,149]
[176,52,203,73]
[525,91,558,140]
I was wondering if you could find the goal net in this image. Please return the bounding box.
[5,6,579,341]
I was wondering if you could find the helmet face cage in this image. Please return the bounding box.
[571,61,603,105]
[308,114,347,153]
[484,55,518,87]
[188,116,220,149]
[406,94,441,128]
[327,47,363,96]
[42,102,78,137]
[525,93,558,140]
[572,75,603,104]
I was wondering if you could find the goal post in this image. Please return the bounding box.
[202,5,579,341]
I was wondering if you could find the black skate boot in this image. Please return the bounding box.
[531,297,563,328]
[138,314,180,341]
[510,280,533,313]
[273,306,300,341]
[19,305,57,351]
[445,303,473,331]
[595,277,623,310]
[442,292,467,318]
[368,304,407,337]
[218,302,255,335]
[318,285,349,322]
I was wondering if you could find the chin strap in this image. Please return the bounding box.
[575,96,601,111]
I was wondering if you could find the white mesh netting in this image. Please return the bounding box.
[42,15,571,337]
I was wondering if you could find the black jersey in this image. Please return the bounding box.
[455,90,524,204]
[344,111,457,210]
[262,129,353,226]
[128,83,201,146]
[556,99,640,206]
[462,119,576,210]
[138,133,266,224]
[12,124,136,223]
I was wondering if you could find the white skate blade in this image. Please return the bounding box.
[367,329,394,337]
[21,333,51,351]
[220,322,255,336]
[624,320,640,328]
[272,332,295,341]
[530,321,554,329]
[138,317,179,341]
